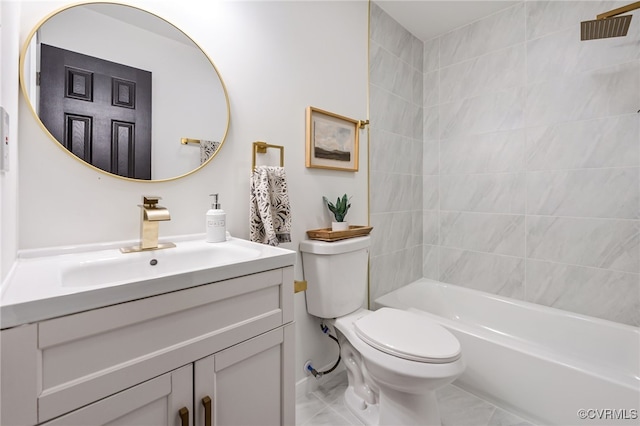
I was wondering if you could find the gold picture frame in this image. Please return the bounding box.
[306,106,359,172]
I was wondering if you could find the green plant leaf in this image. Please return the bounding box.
[323,194,351,222]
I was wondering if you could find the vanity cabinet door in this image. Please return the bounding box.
[40,364,193,426]
[194,324,295,426]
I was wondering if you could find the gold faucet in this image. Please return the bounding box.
[121,196,176,253]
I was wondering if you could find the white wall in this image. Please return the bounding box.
[1,1,21,282]
[14,0,369,381]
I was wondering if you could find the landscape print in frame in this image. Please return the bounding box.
[306,106,359,172]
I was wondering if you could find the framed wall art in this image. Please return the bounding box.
[306,106,359,172]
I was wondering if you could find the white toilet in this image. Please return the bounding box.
[300,236,464,426]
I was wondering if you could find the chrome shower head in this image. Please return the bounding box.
[580,1,640,41]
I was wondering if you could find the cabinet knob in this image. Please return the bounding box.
[179,407,189,426]
[202,396,212,426]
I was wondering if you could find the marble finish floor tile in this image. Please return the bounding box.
[297,370,534,426]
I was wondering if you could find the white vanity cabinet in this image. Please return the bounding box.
[40,364,193,426]
[0,266,295,426]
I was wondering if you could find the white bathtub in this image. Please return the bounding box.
[375,279,640,426]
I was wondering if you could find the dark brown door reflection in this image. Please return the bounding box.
[39,44,152,179]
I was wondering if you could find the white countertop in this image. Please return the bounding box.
[1,235,296,329]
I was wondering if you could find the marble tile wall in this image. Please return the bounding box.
[369,1,639,326]
[418,1,639,326]
[368,2,424,304]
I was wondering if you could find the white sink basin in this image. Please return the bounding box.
[1,236,296,328]
[61,241,262,288]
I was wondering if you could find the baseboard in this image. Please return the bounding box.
[295,362,346,398]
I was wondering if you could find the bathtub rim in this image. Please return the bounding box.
[375,278,639,333]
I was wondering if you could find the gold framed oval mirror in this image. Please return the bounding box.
[19,2,230,182]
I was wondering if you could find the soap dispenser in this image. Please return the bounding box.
[206,193,226,243]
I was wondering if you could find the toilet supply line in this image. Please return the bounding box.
[305,323,341,379]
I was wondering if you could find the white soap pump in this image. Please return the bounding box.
[206,193,226,243]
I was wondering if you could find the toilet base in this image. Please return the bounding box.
[343,385,441,426]
[344,386,379,425]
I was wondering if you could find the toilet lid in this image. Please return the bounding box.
[354,308,461,363]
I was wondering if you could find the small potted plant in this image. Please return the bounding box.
[323,194,351,231]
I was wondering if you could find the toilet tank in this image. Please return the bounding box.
[299,236,370,318]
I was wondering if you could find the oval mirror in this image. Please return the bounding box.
[20,3,230,182]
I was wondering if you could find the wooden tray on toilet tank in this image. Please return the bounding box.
[306,226,373,242]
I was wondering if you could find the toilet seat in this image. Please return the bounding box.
[354,308,461,363]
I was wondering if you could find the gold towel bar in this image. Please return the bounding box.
[294,280,307,293]
[252,141,284,170]
[181,138,201,145]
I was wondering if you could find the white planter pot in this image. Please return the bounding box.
[331,221,349,231]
